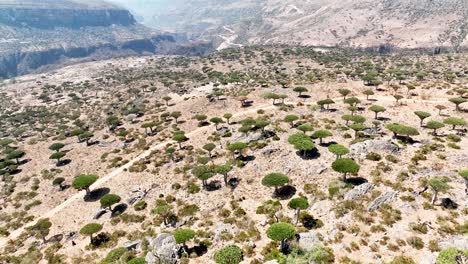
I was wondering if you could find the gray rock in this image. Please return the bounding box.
[344,183,375,200]
[93,208,108,219]
[145,233,179,264]
[438,235,468,250]
[420,169,457,178]
[264,260,279,264]
[367,191,398,211]
[127,196,142,205]
[145,251,156,264]
[262,147,280,157]
[122,240,141,250]
[216,127,230,135]
[65,231,78,241]
[298,232,320,251]
[350,139,399,158]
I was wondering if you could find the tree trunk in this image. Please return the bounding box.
[431,190,438,205]
[295,209,300,226]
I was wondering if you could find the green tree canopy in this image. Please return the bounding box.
[262,173,289,192]
[443,117,466,130]
[72,174,98,194]
[288,133,315,156]
[328,144,349,159]
[266,222,295,251]
[426,121,445,135]
[332,158,360,181]
[288,197,309,225]
[369,105,386,119]
[173,229,195,245]
[312,129,333,144]
[284,115,299,127]
[297,123,313,133]
[293,87,308,96]
[192,165,215,188]
[100,194,121,210]
[80,223,103,242]
[49,143,65,152]
[414,111,431,127]
[30,218,52,243]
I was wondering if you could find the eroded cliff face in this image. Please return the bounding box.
[0,0,213,79]
[0,8,136,29]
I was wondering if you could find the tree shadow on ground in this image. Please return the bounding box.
[206,181,222,192]
[84,187,110,202]
[321,141,337,147]
[57,159,72,167]
[241,101,254,107]
[394,135,420,144]
[111,203,128,217]
[87,140,100,146]
[273,185,296,200]
[344,177,368,186]
[239,155,256,162]
[18,159,31,165]
[377,117,391,122]
[187,243,208,257]
[299,95,311,99]
[228,178,241,190]
[91,232,111,247]
[301,215,321,229]
[296,148,320,160]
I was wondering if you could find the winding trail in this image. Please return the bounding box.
[0,95,450,249]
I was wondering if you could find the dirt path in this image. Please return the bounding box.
[0,101,274,248]
[0,94,448,249]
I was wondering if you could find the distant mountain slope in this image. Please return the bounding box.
[0,0,212,78]
[110,0,468,50]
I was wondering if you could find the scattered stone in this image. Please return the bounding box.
[367,191,398,211]
[316,167,327,174]
[122,240,141,250]
[93,208,108,219]
[65,231,78,241]
[297,232,320,251]
[216,127,230,136]
[264,260,279,264]
[344,183,375,200]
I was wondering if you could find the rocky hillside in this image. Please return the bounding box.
[0,0,212,78]
[110,0,468,50]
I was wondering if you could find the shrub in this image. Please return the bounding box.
[406,236,424,249]
[103,247,128,262]
[214,245,243,264]
[133,200,147,211]
[366,152,382,161]
[436,247,468,264]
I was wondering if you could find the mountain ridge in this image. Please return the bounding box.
[109,0,468,50]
